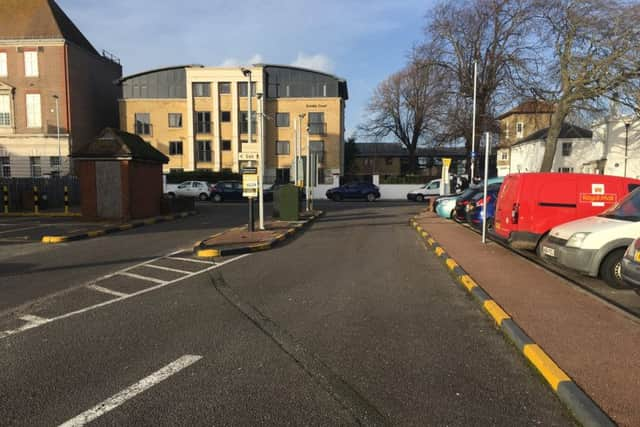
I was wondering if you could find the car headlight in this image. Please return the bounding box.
[566,232,590,248]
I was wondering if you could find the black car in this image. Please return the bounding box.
[453,187,483,221]
[209,180,243,202]
[326,182,381,202]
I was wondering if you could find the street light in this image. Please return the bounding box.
[470,60,477,181]
[624,118,632,178]
[241,67,254,232]
[52,94,61,176]
[257,92,265,230]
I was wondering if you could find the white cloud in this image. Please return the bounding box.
[219,54,263,67]
[291,53,334,73]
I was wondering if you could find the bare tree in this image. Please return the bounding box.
[424,0,538,175]
[533,0,640,171]
[360,58,446,174]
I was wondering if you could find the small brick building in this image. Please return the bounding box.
[73,127,168,219]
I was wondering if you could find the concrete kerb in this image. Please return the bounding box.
[194,212,323,259]
[409,217,615,427]
[41,211,197,244]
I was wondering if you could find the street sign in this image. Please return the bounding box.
[242,174,258,198]
[239,152,259,161]
[443,158,452,167]
[241,167,257,174]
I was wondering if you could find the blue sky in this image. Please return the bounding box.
[57,0,434,138]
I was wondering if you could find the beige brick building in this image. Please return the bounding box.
[118,64,348,184]
[0,0,122,177]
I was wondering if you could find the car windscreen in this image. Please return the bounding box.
[599,188,640,221]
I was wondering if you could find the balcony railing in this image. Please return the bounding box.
[196,122,213,134]
[308,122,327,136]
[239,121,258,134]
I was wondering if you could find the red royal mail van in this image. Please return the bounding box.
[492,173,640,250]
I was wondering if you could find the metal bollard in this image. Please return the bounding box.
[64,185,69,214]
[33,185,39,214]
[2,185,7,214]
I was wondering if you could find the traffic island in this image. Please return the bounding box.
[194,210,323,258]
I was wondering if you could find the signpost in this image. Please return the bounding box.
[482,132,490,244]
[441,158,452,195]
[240,152,259,232]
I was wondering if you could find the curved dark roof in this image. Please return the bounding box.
[118,65,204,84]
[258,63,347,83]
[515,123,592,145]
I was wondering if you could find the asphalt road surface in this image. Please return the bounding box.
[0,201,574,426]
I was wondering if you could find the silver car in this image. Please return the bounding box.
[621,237,640,295]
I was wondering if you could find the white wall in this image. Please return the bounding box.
[595,118,640,179]
[509,137,600,173]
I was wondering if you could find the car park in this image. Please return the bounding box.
[621,237,640,294]
[467,183,501,229]
[493,173,640,250]
[406,179,443,202]
[165,181,212,200]
[538,187,640,288]
[454,187,483,222]
[326,182,380,202]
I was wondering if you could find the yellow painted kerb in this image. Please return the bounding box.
[42,236,67,244]
[434,247,445,256]
[87,230,105,238]
[459,275,478,291]
[197,249,220,258]
[482,300,511,325]
[427,238,435,246]
[445,258,458,271]
[523,344,571,391]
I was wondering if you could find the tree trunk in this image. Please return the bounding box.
[540,104,569,172]
[407,149,417,174]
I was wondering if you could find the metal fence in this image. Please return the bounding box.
[0,176,80,212]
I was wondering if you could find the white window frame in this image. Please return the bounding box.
[0,94,11,127]
[26,93,42,128]
[0,52,7,77]
[516,122,524,138]
[24,51,39,77]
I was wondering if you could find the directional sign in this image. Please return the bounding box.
[242,174,258,198]
[239,152,259,161]
[241,167,257,174]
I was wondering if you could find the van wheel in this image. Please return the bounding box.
[416,194,424,202]
[599,249,629,289]
[199,193,209,201]
[167,192,175,199]
[212,194,223,203]
[366,193,376,202]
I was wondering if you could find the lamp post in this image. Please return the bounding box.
[624,119,631,178]
[257,92,265,230]
[53,94,61,176]
[470,60,477,181]
[241,68,254,232]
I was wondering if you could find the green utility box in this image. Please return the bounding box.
[273,184,300,221]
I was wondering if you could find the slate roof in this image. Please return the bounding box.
[73,128,169,164]
[0,0,98,55]
[515,123,593,145]
[497,99,556,119]
[354,143,467,157]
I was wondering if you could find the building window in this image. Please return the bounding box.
[169,141,183,155]
[238,82,256,97]
[558,167,574,173]
[134,113,151,135]
[276,112,290,127]
[221,140,231,151]
[24,51,38,77]
[308,112,325,135]
[168,113,182,128]
[221,111,231,122]
[310,140,324,162]
[500,151,508,161]
[516,122,524,138]
[195,111,211,133]
[0,156,10,178]
[0,94,11,126]
[0,52,7,77]
[218,82,231,94]
[562,142,572,156]
[418,157,428,169]
[49,156,61,172]
[26,93,41,128]
[197,140,212,162]
[239,111,257,135]
[276,140,290,155]
[30,156,41,177]
[276,168,290,184]
[192,82,211,97]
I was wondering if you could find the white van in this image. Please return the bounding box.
[406,179,443,202]
[538,187,640,288]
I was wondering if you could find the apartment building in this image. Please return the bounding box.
[118,64,348,184]
[0,0,122,177]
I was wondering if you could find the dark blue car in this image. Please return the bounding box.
[467,183,501,229]
[326,182,381,202]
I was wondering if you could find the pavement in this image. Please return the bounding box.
[413,210,640,427]
[0,201,576,426]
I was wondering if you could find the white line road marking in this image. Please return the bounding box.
[58,355,203,427]
[87,284,129,298]
[19,315,48,325]
[118,272,168,285]
[0,254,249,340]
[144,264,193,275]
[0,225,47,235]
[167,256,215,265]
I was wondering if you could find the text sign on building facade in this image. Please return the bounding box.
[239,152,259,161]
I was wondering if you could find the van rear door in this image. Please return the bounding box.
[494,175,517,238]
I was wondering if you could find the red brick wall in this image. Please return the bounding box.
[127,161,163,219]
[76,160,97,217]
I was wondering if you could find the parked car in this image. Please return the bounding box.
[467,183,501,229]
[538,187,640,288]
[209,180,243,202]
[492,173,640,250]
[435,176,504,219]
[165,181,212,201]
[407,179,443,202]
[326,182,380,202]
[454,187,484,221]
[621,237,640,294]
